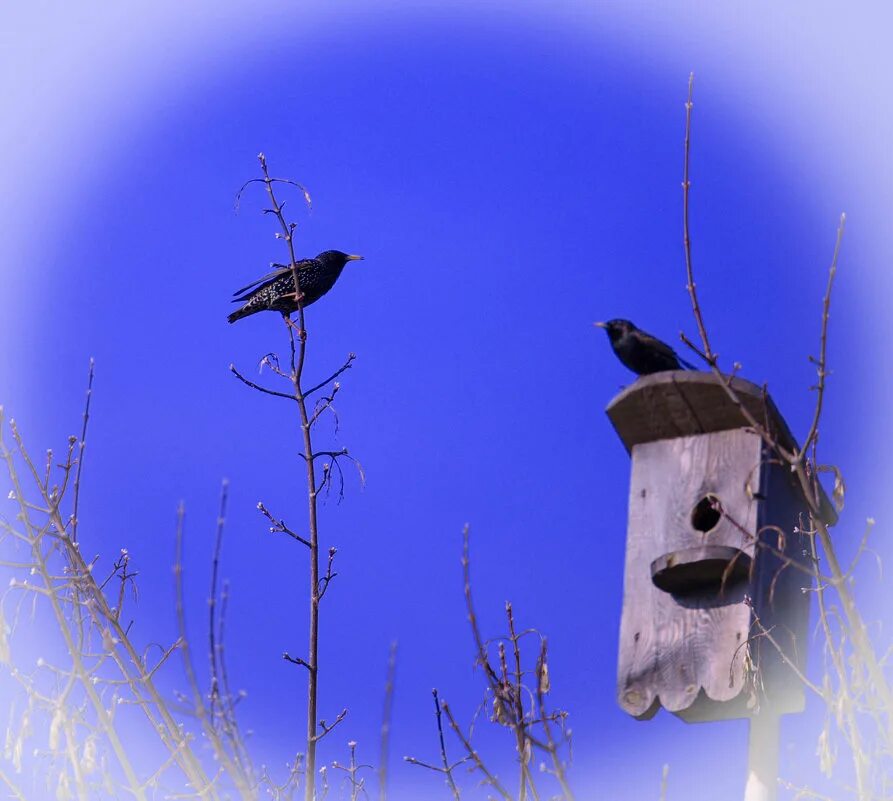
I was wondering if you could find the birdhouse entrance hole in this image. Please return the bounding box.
[691,494,722,533]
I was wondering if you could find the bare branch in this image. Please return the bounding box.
[798,214,846,462]
[257,502,311,548]
[304,354,357,398]
[70,358,94,544]
[442,701,513,801]
[314,708,348,743]
[681,72,714,363]
[284,652,313,671]
[230,364,298,402]
[208,480,229,723]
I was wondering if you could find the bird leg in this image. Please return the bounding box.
[283,314,307,342]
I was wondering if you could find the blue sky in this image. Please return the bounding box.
[2,2,893,799]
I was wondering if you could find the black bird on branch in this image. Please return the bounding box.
[594,319,696,375]
[228,250,364,323]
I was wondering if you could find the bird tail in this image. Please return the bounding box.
[227,306,255,324]
[678,355,698,370]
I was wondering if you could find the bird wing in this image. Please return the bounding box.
[638,329,687,367]
[231,262,308,299]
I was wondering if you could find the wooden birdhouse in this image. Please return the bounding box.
[607,371,832,723]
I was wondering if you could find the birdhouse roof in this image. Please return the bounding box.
[606,370,837,524]
[606,371,795,451]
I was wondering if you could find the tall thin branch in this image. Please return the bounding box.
[209,480,229,723]
[681,72,714,364]
[798,214,846,462]
[676,74,893,794]
[70,358,94,544]
[238,154,352,801]
[434,690,463,801]
[378,641,398,801]
[442,702,513,801]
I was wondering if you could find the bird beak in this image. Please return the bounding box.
[593,321,607,329]
[346,254,364,262]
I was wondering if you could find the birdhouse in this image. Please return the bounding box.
[607,371,831,722]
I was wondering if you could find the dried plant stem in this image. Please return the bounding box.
[1,429,147,800]
[332,741,371,801]
[808,536,869,797]
[209,480,228,722]
[452,527,573,798]
[378,642,397,801]
[203,480,253,783]
[173,503,247,797]
[462,526,500,689]
[535,639,575,801]
[403,689,466,800]
[70,358,94,544]
[434,690,463,801]
[659,764,670,801]
[4,377,225,796]
[442,701,513,801]
[10,433,195,795]
[506,603,538,801]
[0,767,27,801]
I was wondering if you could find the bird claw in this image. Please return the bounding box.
[283,316,307,340]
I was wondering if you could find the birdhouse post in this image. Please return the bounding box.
[607,372,829,800]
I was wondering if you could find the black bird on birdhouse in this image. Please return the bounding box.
[594,319,695,375]
[228,250,364,324]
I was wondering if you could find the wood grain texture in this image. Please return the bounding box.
[617,429,759,719]
[607,371,836,524]
[615,426,811,721]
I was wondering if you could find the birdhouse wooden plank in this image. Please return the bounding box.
[608,371,828,723]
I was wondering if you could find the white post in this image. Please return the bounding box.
[744,712,780,801]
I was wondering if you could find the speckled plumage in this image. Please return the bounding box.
[594,319,695,375]
[228,250,363,323]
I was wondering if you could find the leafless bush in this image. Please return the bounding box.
[406,527,575,801]
[681,74,892,798]
[0,364,257,799]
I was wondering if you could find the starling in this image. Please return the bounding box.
[228,250,363,323]
[594,319,695,375]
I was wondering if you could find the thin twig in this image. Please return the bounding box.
[230,364,298,402]
[257,502,311,548]
[304,354,356,399]
[70,358,94,543]
[435,689,462,800]
[314,708,348,744]
[209,480,229,723]
[535,639,575,800]
[442,702,513,801]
